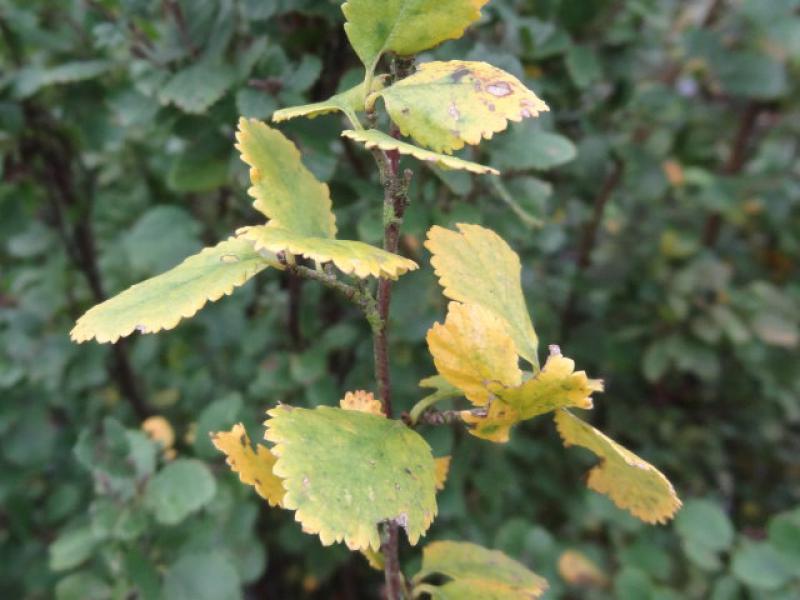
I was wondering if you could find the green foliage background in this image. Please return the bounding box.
[1,0,799,598]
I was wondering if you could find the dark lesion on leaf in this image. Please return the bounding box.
[450,67,472,83]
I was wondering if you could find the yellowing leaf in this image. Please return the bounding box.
[414,540,548,599]
[340,390,384,416]
[426,302,521,406]
[265,405,437,551]
[342,0,490,73]
[434,456,451,491]
[71,238,277,344]
[558,550,608,588]
[554,409,682,524]
[462,350,603,443]
[426,223,539,367]
[273,82,367,125]
[235,118,336,238]
[342,129,498,175]
[142,416,175,449]
[238,225,418,279]
[379,61,549,153]
[361,547,385,571]
[211,423,285,507]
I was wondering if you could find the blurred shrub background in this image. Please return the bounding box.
[1,0,799,598]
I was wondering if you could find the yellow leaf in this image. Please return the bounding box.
[340,390,384,416]
[554,409,682,524]
[434,456,451,491]
[211,423,285,507]
[462,349,603,443]
[379,60,549,153]
[238,225,418,279]
[273,82,367,125]
[142,416,175,450]
[71,237,277,344]
[360,547,385,571]
[426,302,522,406]
[235,118,336,238]
[558,550,608,588]
[425,223,539,367]
[414,540,548,599]
[342,0,489,73]
[342,129,498,175]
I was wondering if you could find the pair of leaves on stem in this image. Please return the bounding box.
[213,392,443,552]
[424,223,681,524]
[71,118,415,343]
[277,60,548,172]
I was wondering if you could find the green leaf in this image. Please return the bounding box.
[342,0,490,73]
[264,405,438,550]
[768,507,800,566]
[425,223,540,368]
[235,118,337,238]
[13,60,111,99]
[565,45,602,89]
[342,129,498,174]
[238,225,418,279]
[159,61,235,114]
[49,526,97,572]
[122,205,202,276]
[414,540,548,599]
[555,409,682,524]
[55,571,111,600]
[378,60,548,153]
[164,552,242,600]
[144,459,217,525]
[273,82,367,125]
[71,238,277,343]
[731,541,794,590]
[674,499,734,553]
[490,122,577,171]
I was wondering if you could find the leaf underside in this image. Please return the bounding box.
[342,129,498,175]
[414,540,548,599]
[342,0,490,71]
[272,82,366,124]
[211,423,285,507]
[425,223,540,367]
[464,350,603,443]
[238,225,418,279]
[264,405,438,551]
[379,60,549,153]
[235,118,337,238]
[554,409,682,524]
[426,301,522,406]
[71,237,276,344]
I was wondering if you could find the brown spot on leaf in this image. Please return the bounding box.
[451,67,471,82]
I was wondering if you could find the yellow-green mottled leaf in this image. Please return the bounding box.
[361,547,385,571]
[235,118,336,237]
[342,129,498,175]
[554,409,682,524]
[379,61,549,153]
[414,540,548,599]
[426,302,521,406]
[272,82,366,125]
[238,225,418,279]
[425,223,539,367]
[71,238,277,344]
[342,0,490,73]
[264,405,437,551]
[463,348,604,442]
[211,423,285,507]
